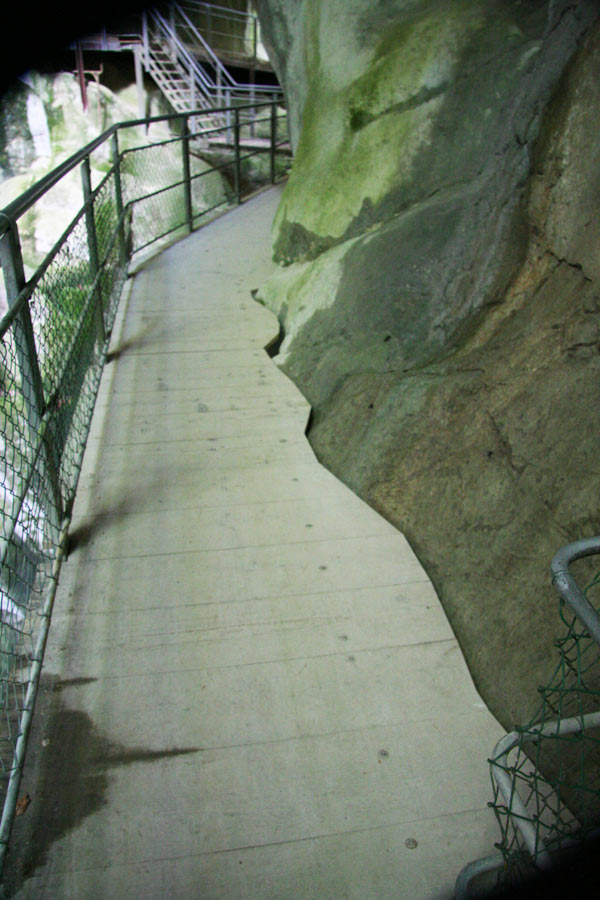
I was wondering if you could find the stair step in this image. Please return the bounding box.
[144,17,227,117]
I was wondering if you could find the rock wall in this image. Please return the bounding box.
[256,0,600,728]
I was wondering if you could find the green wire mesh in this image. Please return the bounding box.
[121,118,234,254]
[489,569,600,886]
[0,164,129,802]
[0,102,290,853]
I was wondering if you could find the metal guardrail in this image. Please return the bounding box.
[137,5,282,129]
[456,537,600,897]
[76,3,281,125]
[178,0,264,69]
[80,2,269,74]
[0,99,290,878]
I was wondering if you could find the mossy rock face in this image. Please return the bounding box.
[267,0,584,264]
[256,0,600,729]
[258,1,596,406]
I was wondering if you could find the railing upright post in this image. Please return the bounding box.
[249,70,256,138]
[142,11,149,67]
[182,116,193,233]
[226,89,232,143]
[0,223,63,527]
[133,45,145,121]
[80,157,106,344]
[110,131,128,266]
[169,4,177,62]
[189,59,196,113]
[234,107,241,205]
[270,99,277,184]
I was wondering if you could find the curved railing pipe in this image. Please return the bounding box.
[551,537,600,646]
[456,536,600,898]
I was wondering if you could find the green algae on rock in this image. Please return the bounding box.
[256,0,600,728]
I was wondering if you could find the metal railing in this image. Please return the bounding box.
[77,4,281,124]
[178,0,264,69]
[0,98,290,877]
[136,6,282,128]
[456,536,600,897]
[80,2,270,73]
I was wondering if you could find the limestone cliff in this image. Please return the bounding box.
[256,0,600,727]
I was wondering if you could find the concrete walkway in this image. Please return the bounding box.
[7,187,502,899]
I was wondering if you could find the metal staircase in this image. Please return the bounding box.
[127,4,281,125]
[78,3,281,126]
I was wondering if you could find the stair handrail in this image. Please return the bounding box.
[177,0,263,71]
[172,3,282,96]
[180,0,256,26]
[172,3,238,91]
[146,8,220,110]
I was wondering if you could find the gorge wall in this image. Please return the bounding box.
[255,0,600,728]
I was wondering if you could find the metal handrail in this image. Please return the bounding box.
[551,537,600,645]
[455,536,600,898]
[0,99,290,879]
[167,3,282,96]
[146,3,283,103]
[180,0,257,25]
[147,9,218,111]
[172,3,238,90]
[178,0,263,68]
[0,101,279,237]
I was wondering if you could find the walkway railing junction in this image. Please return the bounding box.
[0,97,289,877]
[456,537,600,896]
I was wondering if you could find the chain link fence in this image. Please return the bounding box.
[456,539,600,897]
[0,99,290,874]
[488,563,600,886]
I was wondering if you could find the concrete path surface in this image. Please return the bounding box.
[6,187,503,899]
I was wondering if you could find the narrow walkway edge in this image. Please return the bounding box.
[6,188,503,900]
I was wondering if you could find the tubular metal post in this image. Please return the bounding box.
[81,156,106,344]
[234,107,241,204]
[0,222,63,528]
[270,99,277,184]
[551,537,600,647]
[455,854,505,900]
[225,89,232,143]
[142,11,149,67]
[75,42,88,112]
[169,4,177,61]
[182,116,193,233]
[133,45,145,121]
[249,70,256,138]
[110,132,127,266]
[189,59,196,113]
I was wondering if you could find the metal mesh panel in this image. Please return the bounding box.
[0,100,288,871]
[489,571,600,885]
[122,139,188,252]
[94,174,129,332]
[0,319,58,780]
[189,154,232,223]
[28,214,92,406]
[0,166,129,825]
